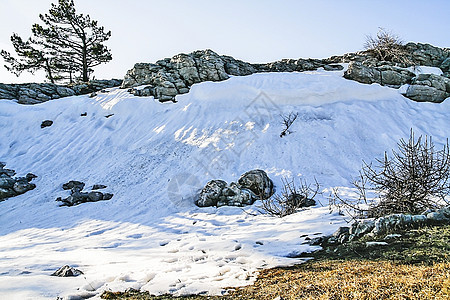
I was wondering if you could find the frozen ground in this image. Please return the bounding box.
[0,67,449,299]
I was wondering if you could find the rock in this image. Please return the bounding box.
[0,168,16,177]
[323,64,344,71]
[57,181,112,206]
[405,42,450,67]
[62,180,85,192]
[349,220,375,241]
[344,61,415,87]
[405,73,450,102]
[88,192,103,202]
[26,173,37,182]
[195,180,227,207]
[12,180,36,194]
[218,182,256,207]
[80,112,87,117]
[344,61,381,84]
[51,265,83,277]
[440,57,450,73]
[40,120,53,128]
[237,169,274,199]
[0,79,122,105]
[426,211,449,222]
[102,193,113,200]
[0,177,16,189]
[92,184,107,190]
[0,188,16,199]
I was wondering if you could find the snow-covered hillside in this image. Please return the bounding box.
[0,67,449,299]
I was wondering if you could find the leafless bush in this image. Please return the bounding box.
[330,130,450,219]
[260,177,319,217]
[280,112,298,137]
[364,28,412,65]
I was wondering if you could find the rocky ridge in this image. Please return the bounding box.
[0,79,122,104]
[123,42,450,103]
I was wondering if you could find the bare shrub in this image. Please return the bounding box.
[260,177,319,217]
[280,112,298,137]
[331,130,450,218]
[364,28,412,65]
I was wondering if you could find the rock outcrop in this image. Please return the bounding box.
[195,169,274,207]
[0,79,122,104]
[56,180,113,207]
[405,73,450,102]
[0,163,37,201]
[122,50,343,102]
[311,205,450,247]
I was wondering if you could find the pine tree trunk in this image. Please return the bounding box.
[45,59,55,84]
[82,45,88,82]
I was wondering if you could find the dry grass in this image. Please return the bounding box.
[225,260,450,300]
[102,225,450,300]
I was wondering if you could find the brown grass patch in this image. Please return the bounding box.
[226,260,450,300]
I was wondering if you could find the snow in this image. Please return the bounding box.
[0,68,449,299]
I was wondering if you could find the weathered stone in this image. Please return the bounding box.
[0,188,15,199]
[88,192,103,202]
[405,73,450,102]
[25,173,37,182]
[237,169,274,199]
[103,193,113,200]
[0,168,16,177]
[12,181,36,194]
[195,180,227,207]
[0,79,122,104]
[0,177,16,189]
[62,180,85,192]
[51,265,83,277]
[344,62,414,87]
[41,120,53,128]
[92,184,107,190]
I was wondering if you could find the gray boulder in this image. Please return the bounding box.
[344,61,415,87]
[405,74,450,102]
[195,180,227,207]
[0,164,37,201]
[237,169,274,199]
[57,181,113,207]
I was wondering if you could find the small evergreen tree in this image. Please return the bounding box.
[1,0,112,83]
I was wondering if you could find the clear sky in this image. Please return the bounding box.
[0,0,449,83]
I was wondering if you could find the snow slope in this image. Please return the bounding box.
[0,67,449,299]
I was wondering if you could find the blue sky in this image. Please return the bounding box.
[1,0,449,83]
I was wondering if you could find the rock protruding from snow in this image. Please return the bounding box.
[0,163,36,201]
[122,49,344,102]
[51,265,83,277]
[57,181,113,207]
[0,79,122,105]
[238,169,274,199]
[312,205,450,247]
[405,73,450,102]
[40,120,54,128]
[195,170,273,207]
[344,62,415,88]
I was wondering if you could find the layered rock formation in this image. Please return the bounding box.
[122,50,343,102]
[123,43,449,103]
[0,79,122,104]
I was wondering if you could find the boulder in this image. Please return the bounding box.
[237,169,274,199]
[344,61,415,87]
[405,73,450,102]
[41,120,53,128]
[195,179,227,207]
[62,180,85,192]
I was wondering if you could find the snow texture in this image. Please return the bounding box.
[0,67,449,299]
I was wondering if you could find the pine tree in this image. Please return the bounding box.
[1,0,112,83]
